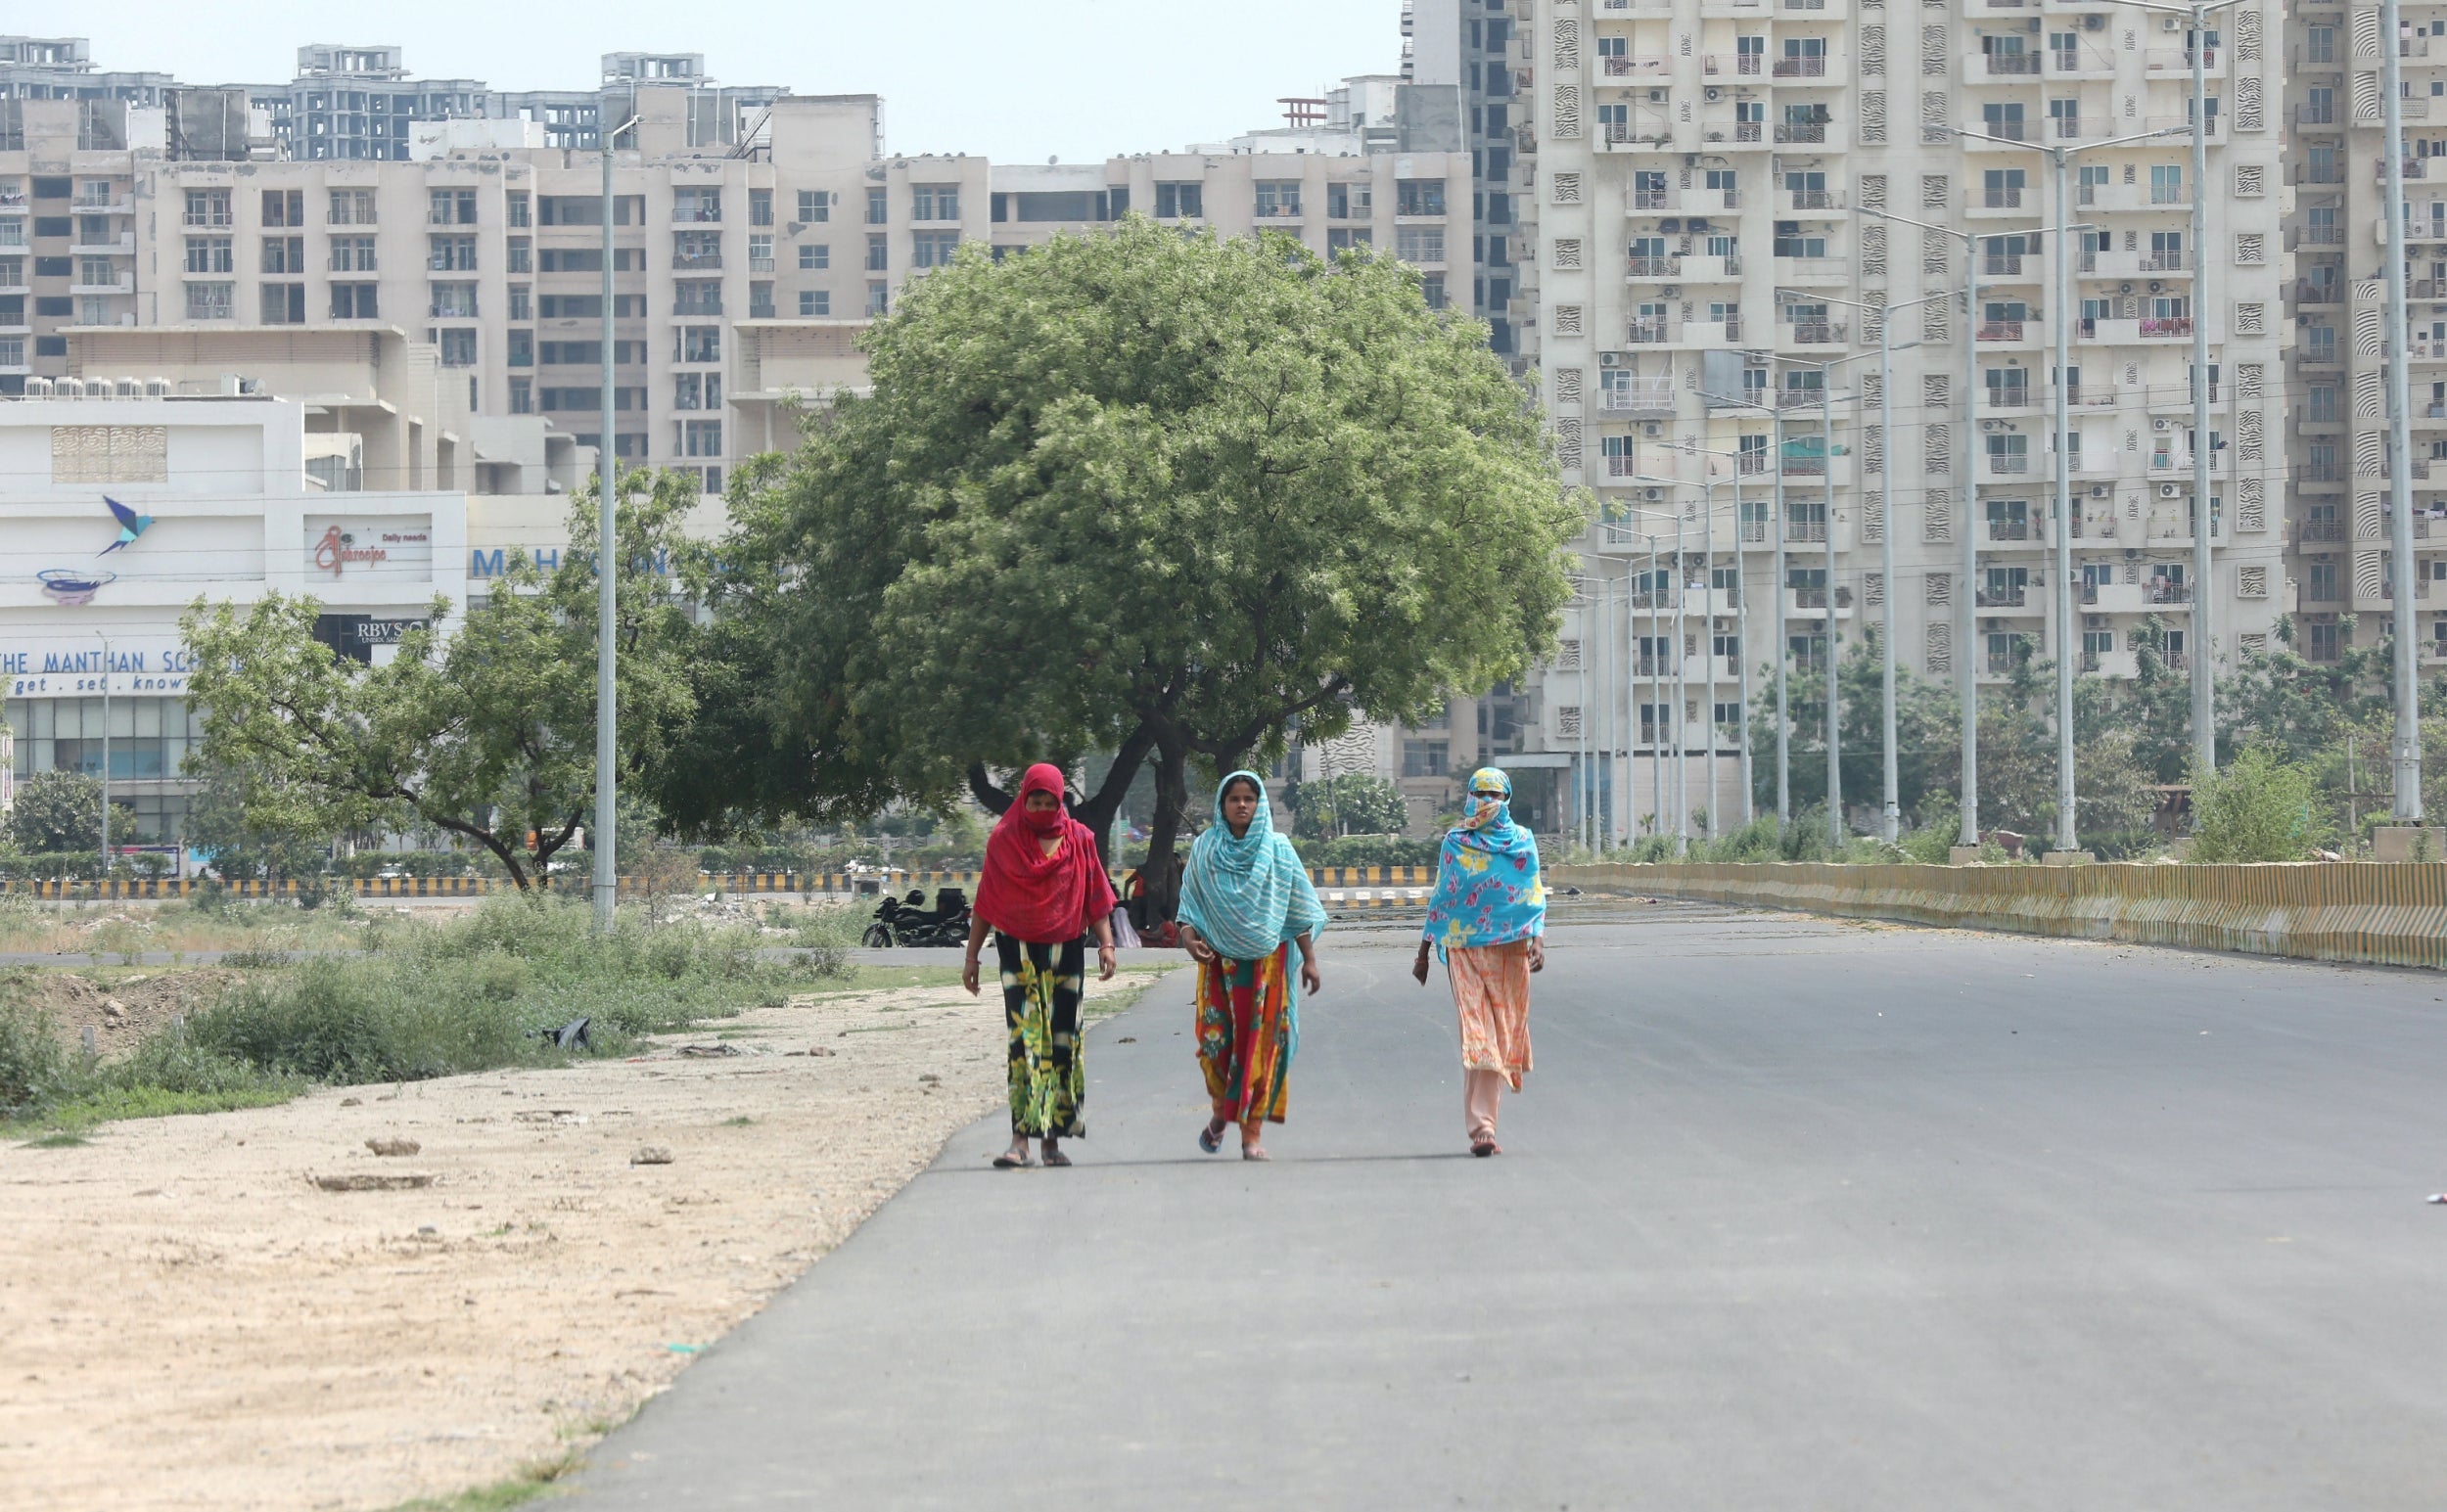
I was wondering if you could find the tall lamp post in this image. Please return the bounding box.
[2383,0,2429,821]
[96,633,111,883]
[1951,122,2185,853]
[594,114,641,933]
[2101,0,2251,800]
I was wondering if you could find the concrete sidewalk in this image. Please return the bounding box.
[566,909,2447,1511]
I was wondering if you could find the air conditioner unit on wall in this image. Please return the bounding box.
[2087,614,2108,629]
[1600,351,1629,367]
[1643,487,1664,501]
[1706,87,1724,102]
[1982,419,2008,432]
[2161,16,2181,30]
[1643,422,1664,435]
[2152,417,2172,430]
[2091,484,2111,498]
[2160,482,2182,498]
[2084,13,2104,28]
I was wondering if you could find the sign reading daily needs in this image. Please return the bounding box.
[305,516,434,581]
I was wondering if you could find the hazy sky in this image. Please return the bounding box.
[73,0,1401,162]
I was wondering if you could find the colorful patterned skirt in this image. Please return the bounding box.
[1448,939,1534,1091]
[996,933,1085,1138]
[1196,945,1296,1135]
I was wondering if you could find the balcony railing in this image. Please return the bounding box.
[1627,318,1672,344]
[1786,521,1829,543]
[1977,587,2029,608]
[1978,321,2027,342]
[2147,580,2193,605]
[1985,453,2032,475]
[1983,189,2026,208]
[2139,316,2193,337]
[1633,188,1672,209]
[1775,121,1830,144]
[1787,189,1842,209]
[1982,254,2025,276]
[1600,378,1680,410]
[1792,585,1854,609]
[1784,321,1846,344]
[2299,520,2348,542]
[1984,52,2041,75]
[672,252,723,271]
[1773,57,1829,77]
[1782,455,1827,476]
[1627,255,1681,276]
[1987,520,2031,541]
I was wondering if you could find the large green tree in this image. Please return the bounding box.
[6,769,104,853]
[181,470,707,890]
[660,219,1584,878]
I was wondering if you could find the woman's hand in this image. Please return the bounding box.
[962,952,982,996]
[1300,954,1323,997]
[1528,938,1547,975]
[1096,944,1118,983]
[1180,926,1217,965]
[1411,940,1433,985]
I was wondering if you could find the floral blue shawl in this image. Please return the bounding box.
[1179,772,1326,963]
[1423,766,1547,956]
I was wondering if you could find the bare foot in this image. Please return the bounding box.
[1241,1142,1270,1162]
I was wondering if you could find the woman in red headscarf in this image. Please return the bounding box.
[963,763,1119,1168]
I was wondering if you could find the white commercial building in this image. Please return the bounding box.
[0,392,468,843]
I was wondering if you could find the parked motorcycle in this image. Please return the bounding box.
[862,887,972,948]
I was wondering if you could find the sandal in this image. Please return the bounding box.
[1241,1144,1270,1162]
[1470,1141,1501,1158]
[992,1150,1032,1169]
[1198,1118,1227,1155]
[1041,1147,1073,1168]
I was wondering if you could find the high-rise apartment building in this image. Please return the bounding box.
[1516,0,2293,839]
[2281,9,2447,671]
[1409,1,1530,355]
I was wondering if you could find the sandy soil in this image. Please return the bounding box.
[0,966,1169,1511]
[11,969,247,1055]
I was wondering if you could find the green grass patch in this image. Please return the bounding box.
[721,1115,755,1126]
[21,1129,88,1148]
[386,1449,582,1510]
[0,894,850,1132]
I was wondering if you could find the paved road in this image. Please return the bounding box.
[566,903,2447,1511]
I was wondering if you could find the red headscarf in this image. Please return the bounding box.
[974,764,1117,944]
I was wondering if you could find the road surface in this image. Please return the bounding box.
[566,902,2447,1510]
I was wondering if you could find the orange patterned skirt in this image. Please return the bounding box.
[1448,939,1534,1091]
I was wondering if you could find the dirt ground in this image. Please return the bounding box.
[0,966,1172,1511]
[9,968,248,1054]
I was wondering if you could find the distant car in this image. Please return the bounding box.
[375,867,407,881]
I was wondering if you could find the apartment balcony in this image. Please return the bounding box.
[70,194,131,215]
[1784,518,1831,544]
[1985,518,2034,543]
[1625,316,1677,345]
[1771,55,1830,79]
[1975,585,2030,608]
[1785,585,1856,617]
[1980,252,2035,280]
[1968,187,2035,219]
[2298,519,2349,544]
[69,277,130,296]
[2080,249,2191,279]
[2147,450,2225,476]
[71,232,132,253]
[1782,188,1844,213]
[2144,48,2222,75]
[2294,278,2344,306]
[1251,205,1307,224]
[1699,52,1765,77]
[2077,183,2193,212]
[1599,122,1678,152]
[1977,51,2043,76]
[1773,118,1839,145]
[1600,377,1681,411]
[1631,185,1743,214]
[1602,57,1679,79]
[1777,258,1851,290]
[2077,316,2193,342]
[1640,252,1741,282]
[1981,453,2036,481]
[2044,46,2118,80]
[672,252,724,271]
[671,206,723,224]
[1779,317,1849,348]
[1962,122,2040,152]
[2069,508,2117,542]
[1983,385,2039,415]
[1977,320,2040,345]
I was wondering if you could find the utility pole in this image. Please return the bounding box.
[1771,405,1789,828]
[2384,0,2427,821]
[97,634,110,884]
[595,115,639,932]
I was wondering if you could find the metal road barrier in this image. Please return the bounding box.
[1553,861,2447,972]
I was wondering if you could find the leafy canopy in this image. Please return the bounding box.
[181,470,708,890]
[668,218,1583,868]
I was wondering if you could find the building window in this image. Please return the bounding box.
[750,188,773,227]
[508,285,531,321]
[798,189,830,223]
[1420,274,1447,309]
[430,283,479,318]
[184,282,233,320]
[438,328,478,367]
[184,237,234,273]
[328,189,377,226]
[866,186,888,224]
[672,280,722,316]
[330,236,378,272]
[428,234,478,271]
[799,289,830,316]
[911,183,960,221]
[911,230,959,268]
[260,235,305,274]
[429,187,477,225]
[1396,178,1446,216]
[677,326,721,363]
[866,281,890,315]
[506,192,531,228]
[1327,182,1372,219]
[331,283,380,319]
[1154,181,1204,218]
[673,187,722,223]
[1402,740,1449,778]
[673,372,722,409]
[1395,226,1446,264]
[507,329,533,367]
[183,188,232,228]
[748,234,774,272]
[261,189,303,227]
[507,237,531,273]
[259,284,305,324]
[673,229,723,269]
[509,377,533,413]
[800,243,829,269]
[866,233,890,271]
[682,418,722,456]
[1255,181,1302,219]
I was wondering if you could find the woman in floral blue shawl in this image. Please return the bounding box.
[1412,766,1546,1156]
[1178,771,1325,1162]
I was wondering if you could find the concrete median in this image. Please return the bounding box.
[1551,860,2447,972]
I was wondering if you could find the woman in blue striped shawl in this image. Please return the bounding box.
[1177,771,1325,1162]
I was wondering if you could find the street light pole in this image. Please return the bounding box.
[1953,122,2183,853]
[97,634,110,882]
[595,116,639,932]
[2384,0,2427,820]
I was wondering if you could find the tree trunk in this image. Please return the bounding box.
[1068,725,1157,876]
[1138,735,1193,924]
[966,763,1011,817]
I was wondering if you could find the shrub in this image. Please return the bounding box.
[1285,775,1410,840]
[1288,833,1444,869]
[0,995,78,1118]
[2190,745,2322,863]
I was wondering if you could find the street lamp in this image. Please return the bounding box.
[2383,0,2429,820]
[595,113,641,934]
[1856,206,2096,852]
[1950,122,2185,853]
[2100,0,2251,799]
[1781,288,1955,843]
